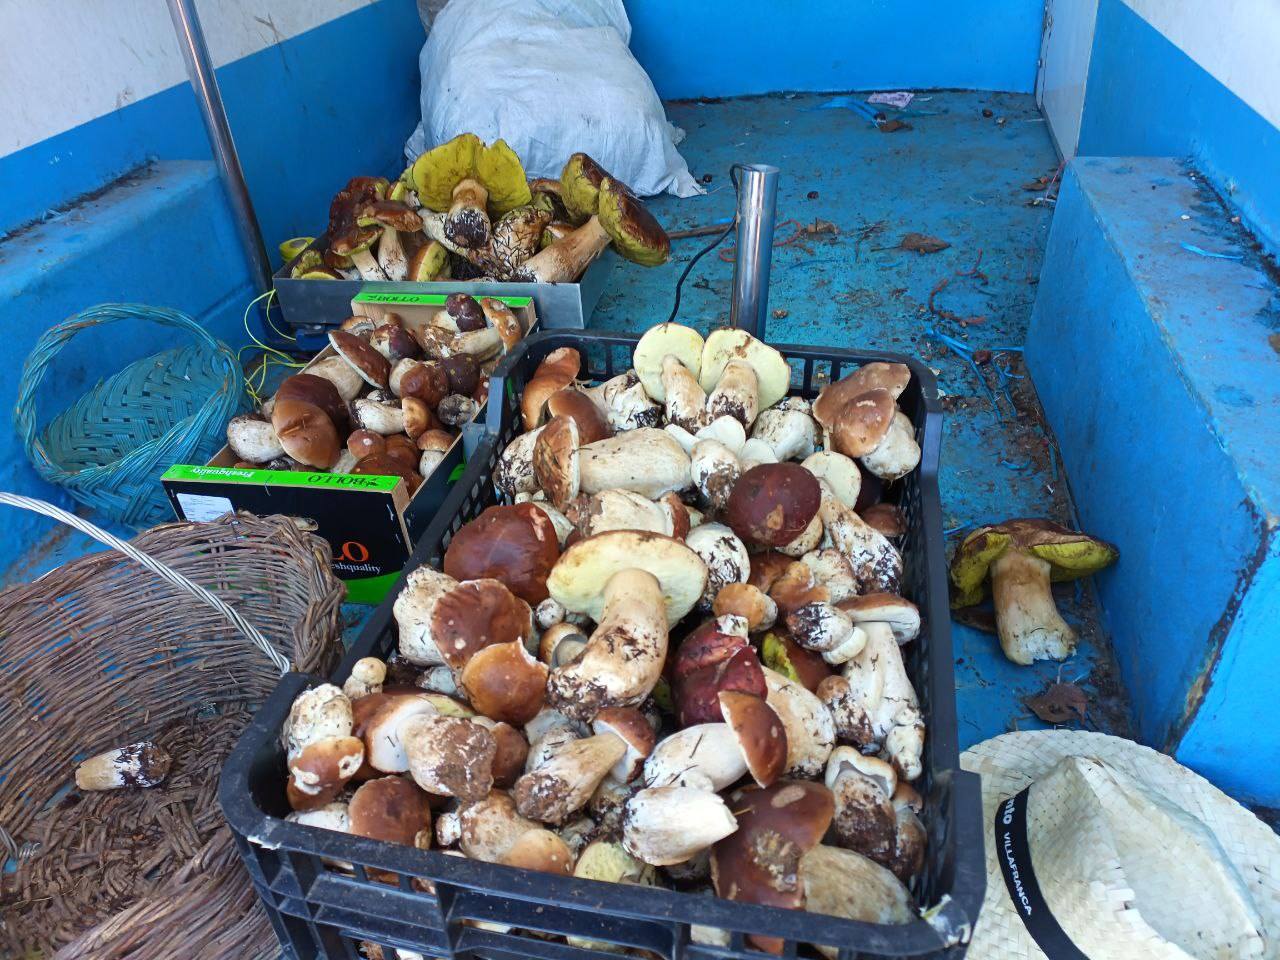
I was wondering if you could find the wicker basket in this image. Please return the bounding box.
[13,303,245,528]
[0,497,344,959]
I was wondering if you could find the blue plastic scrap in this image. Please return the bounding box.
[1179,242,1243,261]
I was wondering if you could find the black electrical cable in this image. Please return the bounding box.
[665,164,742,325]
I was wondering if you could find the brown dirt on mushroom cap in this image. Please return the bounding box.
[409,716,497,801]
[726,464,821,547]
[443,503,560,605]
[429,579,531,671]
[830,790,896,863]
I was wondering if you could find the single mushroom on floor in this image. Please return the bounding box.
[949,518,1118,665]
[544,530,707,721]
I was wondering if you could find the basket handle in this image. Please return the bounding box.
[13,304,227,473]
[0,493,289,675]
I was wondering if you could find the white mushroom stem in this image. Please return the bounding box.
[751,405,817,462]
[307,356,365,401]
[585,374,662,432]
[377,229,409,281]
[991,550,1077,664]
[496,426,544,498]
[392,567,459,666]
[690,439,740,512]
[860,411,921,481]
[75,741,172,791]
[622,786,739,866]
[547,569,668,716]
[662,355,708,431]
[801,549,859,603]
[739,438,778,471]
[706,359,760,428]
[642,724,748,791]
[818,482,902,592]
[697,416,747,454]
[519,216,611,283]
[515,732,627,823]
[579,429,692,499]
[352,398,406,436]
[349,246,388,281]
[227,415,284,463]
[787,602,865,665]
[818,624,924,781]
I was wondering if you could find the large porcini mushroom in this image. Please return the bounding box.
[456,791,572,874]
[671,615,765,726]
[402,714,497,800]
[533,418,692,510]
[513,156,670,282]
[544,530,707,721]
[826,387,920,482]
[949,518,1118,664]
[824,748,926,882]
[329,329,391,391]
[816,618,924,781]
[710,780,834,953]
[725,463,822,553]
[226,413,285,464]
[515,725,640,823]
[349,776,432,864]
[410,133,531,249]
[817,480,902,592]
[644,692,785,791]
[442,503,560,605]
[621,785,738,866]
[698,329,792,429]
[272,399,341,470]
[583,371,662,432]
[751,398,817,462]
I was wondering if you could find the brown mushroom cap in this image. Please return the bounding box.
[440,353,481,397]
[276,373,348,432]
[330,329,391,390]
[837,593,921,642]
[287,736,365,811]
[443,503,561,605]
[489,722,530,789]
[671,617,766,727]
[446,293,486,331]
[370,323,422,365]
[384,433,421,469]
[351,452,421,494]
[532,415,581,510]
[404,715,497,801]
[726,463,822,549]
[593,706,657,782]
[521,347,582,430]
[499,828,574,875]
[719,691,787,787]
[358,199,424,233]
[812,363,911,429]
[399,361,450,408]
[860,502,907,537]
[711,780,836,951]
[460,640,549,725]
[349,776,432,847]
[348,429,385,459]
[272,399,341,470]
[830,388,895,458]
[747,551,794,593]
[430,579,533,671]
[712,582,775,631]
[546,388,613,445]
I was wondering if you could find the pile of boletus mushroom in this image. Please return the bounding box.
[290,134,670,285]
[225,294,531,490]
[282,324,931,955]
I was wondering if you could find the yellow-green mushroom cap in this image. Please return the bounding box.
[410,133,531,216]
[560,152,612,224]
[597,178,670,267]
[949,518,1118,608]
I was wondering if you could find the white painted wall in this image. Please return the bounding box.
[0,0,369,157]
[1039,0,1280,157]
[1037,0,1099,157]
[1125,0,1280,131]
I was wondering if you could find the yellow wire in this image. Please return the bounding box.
[237,288,305,406]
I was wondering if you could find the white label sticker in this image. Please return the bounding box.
[176,492,235,523]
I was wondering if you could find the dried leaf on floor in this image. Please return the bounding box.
[901,233,950,254]
[878,119,912,133]
[1024,682,1089,725]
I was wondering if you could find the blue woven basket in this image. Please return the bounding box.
[14,304,245,528]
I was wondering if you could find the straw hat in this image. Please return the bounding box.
[961,730,1280,959]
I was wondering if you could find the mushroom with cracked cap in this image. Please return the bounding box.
[544,530,707,721]
[949,518,1118,665]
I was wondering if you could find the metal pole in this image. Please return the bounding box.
[728,164,780,339]
[166,0,273,294]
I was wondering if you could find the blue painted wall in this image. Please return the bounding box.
[624,0,1044,99]
[0,1,423,561]
[1027,157,1280,804]
[1078,0,1280,257]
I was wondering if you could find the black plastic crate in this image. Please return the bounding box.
[221,330,985,960]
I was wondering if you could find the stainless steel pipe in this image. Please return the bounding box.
[165,0,274,294]
[728,164,780,338]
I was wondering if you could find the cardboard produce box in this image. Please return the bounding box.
[163,291,535,603]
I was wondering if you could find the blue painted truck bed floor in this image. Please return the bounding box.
[591,90,1134,747]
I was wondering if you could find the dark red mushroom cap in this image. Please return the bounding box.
[726,463,821,548]
[443,503,561,605]
[671,617,766,726]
